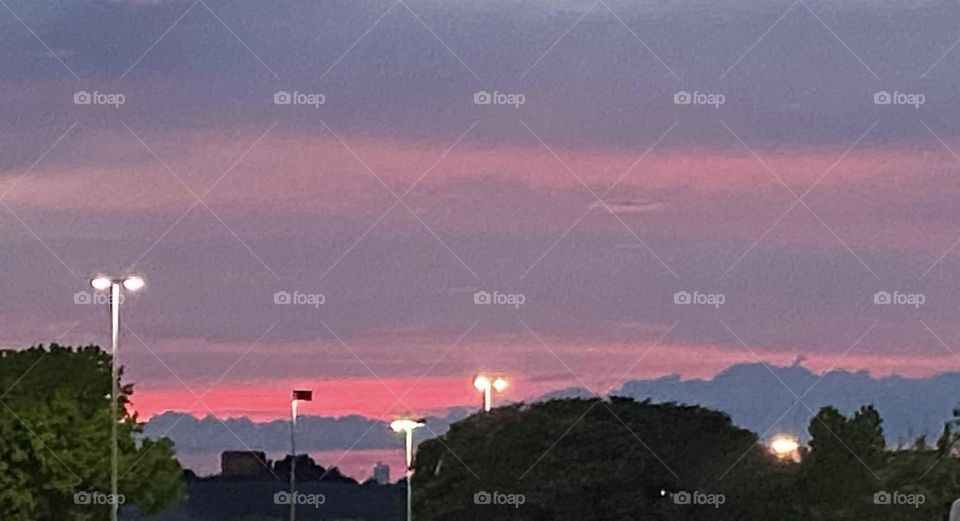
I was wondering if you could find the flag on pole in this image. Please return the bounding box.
[292,390,313,401]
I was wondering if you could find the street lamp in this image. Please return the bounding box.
[289,390,312,521]
[391,418,425,521]
[473,374,508,412]
[89,274,144,521]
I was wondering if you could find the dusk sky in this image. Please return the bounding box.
[4,0,960,423]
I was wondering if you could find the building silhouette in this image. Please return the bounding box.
[372,461,390,484]
[220,451,269,478]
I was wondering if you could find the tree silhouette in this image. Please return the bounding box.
[412,398,960,520]
[0,344,183,520]
[411,397,792,520]
[271,454,356,484]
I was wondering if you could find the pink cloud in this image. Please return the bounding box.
[126,338,960,421]
[4,132,957,256]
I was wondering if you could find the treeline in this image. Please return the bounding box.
[413,398,960,520]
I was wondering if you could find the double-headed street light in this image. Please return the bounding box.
[473,374,508,412]
[89,275,145,521]
[391,418,425,521]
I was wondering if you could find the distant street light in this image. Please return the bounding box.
[89,275,144,521]
[391,418,425,521]
[290,389,312,521]
[473,374,508,412]
[768,434,801,462]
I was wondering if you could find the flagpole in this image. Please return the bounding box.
[288,390,311,521]
[290,398,297,521]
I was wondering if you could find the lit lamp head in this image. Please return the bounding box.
[473,374,508,392]
[390,418,425,433]
[90,275,145,292]
[769,435,801,460]
[122,276,145,291]
[91,277,113,291]
[473,375,491,391]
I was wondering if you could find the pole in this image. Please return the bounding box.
[483,386,492,412]
[290,399,297,521]
[110,282,120,521]
[405,429,413,521]
[406,472,412,521]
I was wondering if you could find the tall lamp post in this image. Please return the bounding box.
[90,275,145,521]
[473,374,508,412]
[391,418,425,521]
[290,389,312,521]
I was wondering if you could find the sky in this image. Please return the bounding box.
[3,0,960,423]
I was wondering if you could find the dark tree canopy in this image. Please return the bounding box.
[412,397,791,521]
[412,398,960,521]
[0,344,184,520]
[271,454,356,484]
